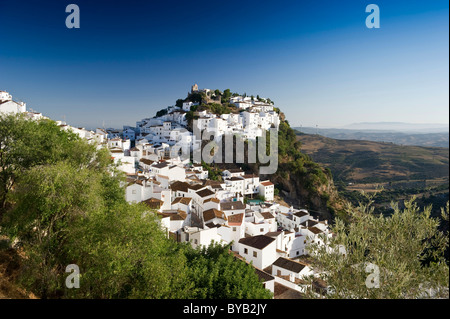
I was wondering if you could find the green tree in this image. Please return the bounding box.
[155,108,168,118]
[184,243,273,299]
[63,204,194,299]
[305,198,449,299]
[221,89,232,103]
[2,161,107,298]
[0,114,98,219]
[175,99,184,108]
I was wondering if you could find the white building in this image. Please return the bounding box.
[271,257,313,283]
[223,213,246,252]
[123,128,136,141]
[259,181,275,201]
[180,226,225,249]
[0,91,26,115]
[238,235,277,270]
[245,211,277,237]
[182,101,198,112]
[222,168,245,179]
[224,177,245,195]
[220,200,246,218]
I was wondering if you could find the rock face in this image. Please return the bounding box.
[269,170,342,221]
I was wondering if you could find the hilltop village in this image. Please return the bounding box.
[1,86,332,297]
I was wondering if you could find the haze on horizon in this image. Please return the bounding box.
[0,0,448,129]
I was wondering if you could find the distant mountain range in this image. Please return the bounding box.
[342,122,449,133]
[293,123,449,148]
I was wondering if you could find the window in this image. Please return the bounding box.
[260,228,264,233]
[233,227,237,232]
[244,248,248,255]
[253,251,257,258]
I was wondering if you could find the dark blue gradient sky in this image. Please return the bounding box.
[0,0,448,129]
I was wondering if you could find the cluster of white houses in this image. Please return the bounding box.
[125,84,281,147]
[1,87,332,298]
[129,160,331,296]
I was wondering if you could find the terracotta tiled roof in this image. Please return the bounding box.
[227,213,244,226]
[260,212,274,219]
[142,197,163,209]
[170,181,190,192]
[272,257,307,273]
[308,226,322,234]
[152,162,169,169]
[188,184,204,191]
[221,201,245,211]
[204,197,220,203]
[260,181,274,187]
[171,197,192,205]
[238,235,275,250]
[265,231,282,237]
[196,188,215,198]
[140,158,154,165]
[294,210,309,218]
[203,208,227,222]
[254,267,274,282]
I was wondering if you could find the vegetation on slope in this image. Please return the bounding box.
[305,199,449,299]
[265,116,345,221]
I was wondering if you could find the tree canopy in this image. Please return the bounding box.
[305,198,449,299]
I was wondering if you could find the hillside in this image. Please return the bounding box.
[295,132,449,218]
[244,115,345,221]
[295,132,449,185]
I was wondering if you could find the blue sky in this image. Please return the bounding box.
[0,0,448,129]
